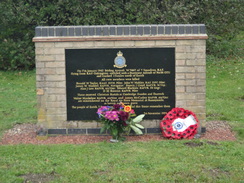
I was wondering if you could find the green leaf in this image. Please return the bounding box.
[111,128,118,137]
[130,125,143,135]
[132,114,145,123]
[100,126,106,134]
[124,126,131,135]
[135,124,144,129]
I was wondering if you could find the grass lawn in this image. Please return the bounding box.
[206,57,244,139]
[0,71,37,136]
[0,141,243,182]
[0,57,243,182]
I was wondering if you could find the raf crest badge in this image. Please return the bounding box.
[114,51,127,68]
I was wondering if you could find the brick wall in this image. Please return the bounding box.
[33,24,207,135]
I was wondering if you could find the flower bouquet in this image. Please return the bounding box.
[97,103,145,142]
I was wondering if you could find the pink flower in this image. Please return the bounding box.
[130,109,135,114]
[105,111,119,121]
[97,106,110,117]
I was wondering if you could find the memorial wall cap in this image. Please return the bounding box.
[33,24,208,42]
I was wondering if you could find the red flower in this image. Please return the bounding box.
[118,111,129,121]
[122,122,128,126]
[113,104,122,110]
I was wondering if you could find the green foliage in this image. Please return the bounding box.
[195,1,244,57]
[0,0,243,70]
[0,36,34,70]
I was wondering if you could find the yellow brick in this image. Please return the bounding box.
[155,40,176,46]
[176,86,185,92]
[44,48,64,55]
[35,62,45,68]
[176,53,187,60]
[185,80,196,86]
[45,62,65,68]
[55,81,66,87]
[35,42,55,48]
[46,88,66,94]
[95,41,115,47]
[46,102,66,108]
[36,55,55,62]
[135,41,155,47]
[65,122,78,128]
[55,68,65,75]
[186,74,196,79]
[55,42,74,48]
[176,60,185,66]
[73,42,95,48]
[56,95,66,101]
[186,86,196,92]
[114,41,135,47]
[197,80,206,86]
[175,46,186,53]
[175,101,186,107]
[176,74,185,79]
[186,100,205,106]
[47,108,66,115]
[176,40,194,46]
[177,80,186,86]
[35,48,44,55]
[78,122,98,128]
[176,66,195,73]
[197,94,205,100]
[55,54,65,61]
[45,75,65,81]
[176,93,197,100]
[196,66,206,73]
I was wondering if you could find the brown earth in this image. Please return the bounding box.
[0,121,236,145]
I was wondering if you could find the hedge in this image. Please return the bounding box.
[0,0,243,70]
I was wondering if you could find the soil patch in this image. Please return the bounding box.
[206,141,219,146]
[20,173,57,183]
[204,168,230,178]
[0,121,236,145]
[184,142,204,147]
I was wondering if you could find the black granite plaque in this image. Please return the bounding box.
[65,48,175,120]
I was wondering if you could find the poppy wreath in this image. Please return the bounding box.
[160,108,199,139]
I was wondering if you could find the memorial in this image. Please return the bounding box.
[33,24,208,135]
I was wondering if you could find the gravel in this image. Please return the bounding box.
[0,121,236,145]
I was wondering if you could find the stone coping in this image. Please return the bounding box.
[47,127,161,135]
[33,24,207,41]
[44,127,206,135]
